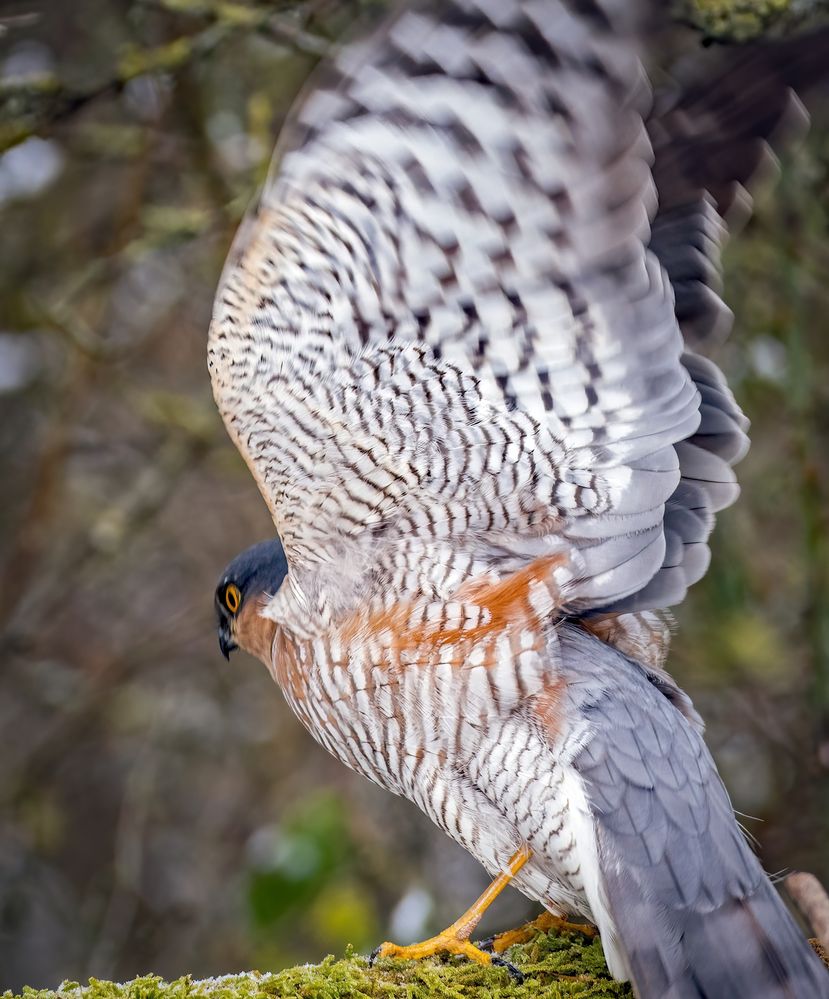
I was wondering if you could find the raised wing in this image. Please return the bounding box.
[648,26,829,349]
[208,0,712,624]
[606,27,829,614]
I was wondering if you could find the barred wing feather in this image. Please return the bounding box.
[209,0,736,615]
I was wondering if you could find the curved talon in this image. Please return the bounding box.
[492,955,525,983]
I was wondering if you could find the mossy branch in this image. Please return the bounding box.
[677,0,829,42]
[2,931,634,999]
[7,925,827,998]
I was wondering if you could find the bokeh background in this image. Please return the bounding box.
[1,0,828,991]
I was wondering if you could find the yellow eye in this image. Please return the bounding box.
[225,584,241,614]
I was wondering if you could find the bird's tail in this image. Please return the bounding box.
[599,862,829,998]
[564,624,829,998]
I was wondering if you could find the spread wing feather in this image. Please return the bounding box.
[648,26,829,349]
[594,27,829,614]
[209,0,737,619]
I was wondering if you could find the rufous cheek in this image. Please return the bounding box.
[235,596,277,665]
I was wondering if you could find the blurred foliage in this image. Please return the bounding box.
[1,928,634,999]
[245,793,380,967]
[0,0,827,994]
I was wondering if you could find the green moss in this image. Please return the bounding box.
[3,930,631,999]
[680,0,829,41]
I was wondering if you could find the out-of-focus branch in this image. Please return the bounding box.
[0,25,224,152]
[0,2,330,153]
[0,354,94,635]
[777,161,829,762]
[140,0,332,54]
[86,719,165,979]
[0,421,216,805]
[786,872,829,952]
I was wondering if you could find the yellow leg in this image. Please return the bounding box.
[488,909,596,954]
[371,845,531,976]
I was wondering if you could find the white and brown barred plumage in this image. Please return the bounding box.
[208,1,829,995]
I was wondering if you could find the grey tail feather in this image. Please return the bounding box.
[600,865,829,999]
[568,625,829,998]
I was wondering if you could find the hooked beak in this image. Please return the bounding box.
[218,620,238,660]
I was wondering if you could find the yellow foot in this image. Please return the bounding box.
[486,910,597,954]
[373,931,494,965]
[371,933,523,980]
[370,846,531,981]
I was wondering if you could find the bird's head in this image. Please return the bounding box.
[215,539,288,660]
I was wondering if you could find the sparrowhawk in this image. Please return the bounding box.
[207,1,829,995]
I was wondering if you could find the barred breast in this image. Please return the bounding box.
[264,570,611,930]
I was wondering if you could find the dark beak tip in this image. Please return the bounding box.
[218,626,237,660]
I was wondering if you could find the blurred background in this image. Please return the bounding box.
[0,0,827,991]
